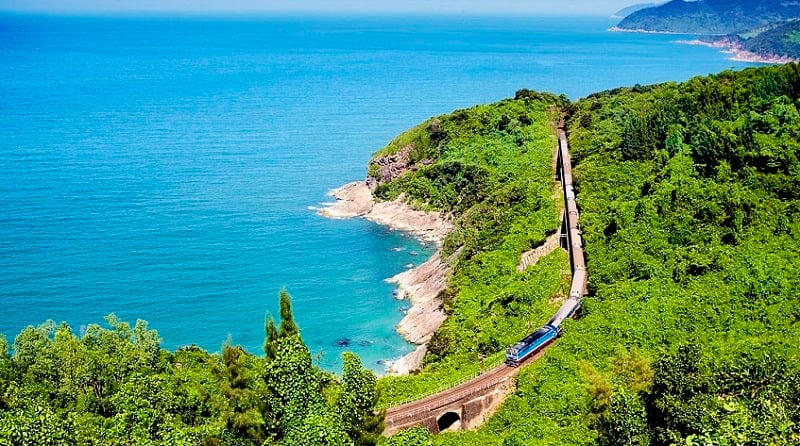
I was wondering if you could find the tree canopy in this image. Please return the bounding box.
[0,292,381,445]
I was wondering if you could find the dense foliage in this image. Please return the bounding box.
[372,92,573,405]
[0,291,382,445]
[560,63,800,445]
[617,0,800,34]
[739,20,800,60]
[382,64,800,445]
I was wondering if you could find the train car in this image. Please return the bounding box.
[570,229,585,269]
[505,324,559,366]
[570,266,587,296]
[562,170,573,190]
[559,146,573,183]
[547,298,581,328]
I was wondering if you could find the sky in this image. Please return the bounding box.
[0,0,639,16]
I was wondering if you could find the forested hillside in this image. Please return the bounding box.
[383,63,800,445]
[739,20,800,60]
[616,0,800,34]
[561,62,800,445]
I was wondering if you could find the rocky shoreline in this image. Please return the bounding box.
[320,181,452,245]
[319,181,453,374]
[678,38,799,64]
[611,26,799,64]
[609,25,705,35]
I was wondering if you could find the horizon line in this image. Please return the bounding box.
[0,10,617,19]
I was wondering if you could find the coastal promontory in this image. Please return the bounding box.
[613,0,800,62]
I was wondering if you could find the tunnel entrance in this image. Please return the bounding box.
[437,411,462,432]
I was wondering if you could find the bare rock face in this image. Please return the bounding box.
[368,143,434,186]
[385,266,445,374]
[371,144,415,183]
[367,199,451,246]
[388,345,427,375]
[320,182,452,246]
[390,250,450,345]
[319,181,374,218]
[385,248,462,375]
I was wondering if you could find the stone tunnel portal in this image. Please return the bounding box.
[437,411,462,432]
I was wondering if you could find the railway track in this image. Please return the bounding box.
[384,115,585,433]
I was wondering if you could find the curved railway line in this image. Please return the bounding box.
[384,117,588,435]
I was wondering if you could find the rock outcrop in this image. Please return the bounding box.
[319,181,375,218]
[385,248,459,374]
[387,345,427,376]
[389,250,450,345]
[320,181,452,246]
[370,144,416,184]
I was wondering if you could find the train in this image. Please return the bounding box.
[505,325,558,366]
[505,120,587,367]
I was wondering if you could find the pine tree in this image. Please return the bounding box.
[264,317,278,360]
[278,290,299,338]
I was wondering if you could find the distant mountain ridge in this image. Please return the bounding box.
[611,2,663,19]
[614,0,800,63]
[616,0,800,34]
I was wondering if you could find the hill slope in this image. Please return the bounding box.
[738,19,800,60]
[382,64,800,445]
[616,0,800,34]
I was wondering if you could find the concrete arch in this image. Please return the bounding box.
[437,411,462,432]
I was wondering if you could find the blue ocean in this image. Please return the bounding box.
[0,14,757,371]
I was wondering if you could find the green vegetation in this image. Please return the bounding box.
[371,91,573,406]
[0,291,382,445]
[387,63,800,445]
[738,20,800,60]
[558,63,800,445]
[617,0,799,34]
[3,62,800,445]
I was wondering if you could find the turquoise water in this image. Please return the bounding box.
[0,14,757,371]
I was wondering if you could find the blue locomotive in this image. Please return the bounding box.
[505,324,559,366]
